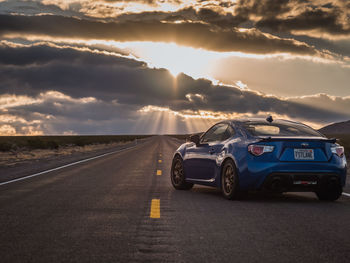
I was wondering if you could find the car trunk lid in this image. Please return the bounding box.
[258,136,335,162]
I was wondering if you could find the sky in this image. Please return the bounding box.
[0,0,349,135]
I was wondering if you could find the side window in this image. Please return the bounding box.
[201,123,229,143]
[222,125,235,141]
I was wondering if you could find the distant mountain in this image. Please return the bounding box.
[319,120,350,134]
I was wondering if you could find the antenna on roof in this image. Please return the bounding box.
[266,115,273,123]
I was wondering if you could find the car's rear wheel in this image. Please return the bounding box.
[315,181,342,201]
[221,159,239,200]
[171,155,193,190]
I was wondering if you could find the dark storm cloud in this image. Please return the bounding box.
[256,7,350,36]
[115,7,245,29]
[0,14,317,55]
[0,0,82,17]
[283,33,350,57]
[2,97,141,135]
[6,93,136,122]
[1,0,349,39]
[0,43,142,67]
[234,0,291,19]
[1,1,348,56]
[1,43,349,124]
[114,0,350,37]
[116,0,350,38]
[234,0,350,36]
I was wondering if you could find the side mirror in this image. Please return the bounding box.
[189,134,201,146]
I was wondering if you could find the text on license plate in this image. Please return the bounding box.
[294,149,314,160]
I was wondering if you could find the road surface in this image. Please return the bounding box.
[0,136,349,262]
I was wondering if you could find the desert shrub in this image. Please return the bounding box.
[26,138,47,149]
[0,135,151,151]
[0,142,13,152]
[47,140,59,149]
[75,138,88,147]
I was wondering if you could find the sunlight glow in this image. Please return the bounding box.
[235,81,248,90]
[114,42,228,78]
[138,105,323,132]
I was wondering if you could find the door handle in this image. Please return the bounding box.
[209,148,215,154]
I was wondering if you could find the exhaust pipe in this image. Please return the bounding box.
[270,177,283,192]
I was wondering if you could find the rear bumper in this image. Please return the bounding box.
[262,172,342,192]
[239,156,347,191]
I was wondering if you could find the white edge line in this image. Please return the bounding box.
[342,192,350,197]
[0,145,137,187]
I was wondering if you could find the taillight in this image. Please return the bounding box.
[248,145,274,156]
[331,146,344,157]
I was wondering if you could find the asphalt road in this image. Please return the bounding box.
[0,136,349,263]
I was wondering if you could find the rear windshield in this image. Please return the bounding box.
[243,121,324,137]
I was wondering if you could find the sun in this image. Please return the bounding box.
[115,41,228,79]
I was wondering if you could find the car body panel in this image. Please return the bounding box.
[184,142,217,181]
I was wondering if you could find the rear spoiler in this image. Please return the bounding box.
[258,136,337,143]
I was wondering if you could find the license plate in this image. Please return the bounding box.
[294,149,314,160]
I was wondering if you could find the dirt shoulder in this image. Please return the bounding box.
[0,138,148,184]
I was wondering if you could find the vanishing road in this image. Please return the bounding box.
[1,136,349,262]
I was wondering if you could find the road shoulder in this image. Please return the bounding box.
[0,138,149,184]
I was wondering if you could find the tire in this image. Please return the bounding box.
[316,184,342,201]
[171,155,193,190]
[221,159,239,200]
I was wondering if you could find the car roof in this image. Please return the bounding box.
[228,118,305,127]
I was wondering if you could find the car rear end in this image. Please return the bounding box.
[241,119,347,200]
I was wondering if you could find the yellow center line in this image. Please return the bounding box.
[156,169,162,176]
[150,199,160,218]
[158,159,162,163]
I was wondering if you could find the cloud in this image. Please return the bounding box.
[256,7,350,38]
[1,0,349,55]
[2,1,349,39]
[234,0,292,18]
[231,0,350,38]
[0,0,83,17]
[0,41,349,134]
[209,53,350,98]
[0,14,318,55]
[288,93,350,115]
[115,6,245,29]
[0,91,141,134]
[0,124,17,135]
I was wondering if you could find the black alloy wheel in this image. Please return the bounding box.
[221,159,239,200]
[171,155,193,190]
[316,177,343,201]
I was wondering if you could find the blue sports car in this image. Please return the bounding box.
[171,117,347,201]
